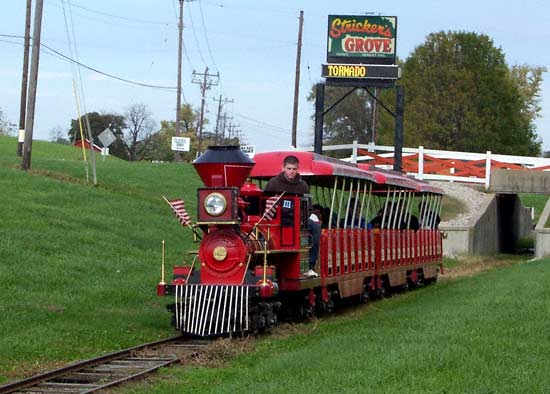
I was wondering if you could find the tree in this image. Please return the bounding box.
[306,81,398,153]
[401,31,541,155]
[121,103,156,161]
[0,108,16,136]
[307,86,373,148]
[145,103,217,162]
[308,31,544,156]
[510,65,547,126]
[69,112,127,158]
[49,125,70,145]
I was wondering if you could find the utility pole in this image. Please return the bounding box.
[174,0,185,162]
[22,0,44,170]
[291,10,304,148]
[192,67,219,153]
[228,124,242,143]
[228,122,236,140]
[221,112,228,140]
[223,114,234,140]
[213,95,233,144]
[17,0,32,157]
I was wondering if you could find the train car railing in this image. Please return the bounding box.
[320,228,442,279]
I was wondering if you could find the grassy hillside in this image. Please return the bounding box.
[3,135,544,391]
[0,136,202,381]
[123,258,550,394]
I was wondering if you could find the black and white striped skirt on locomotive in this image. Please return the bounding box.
[174,284,250,337]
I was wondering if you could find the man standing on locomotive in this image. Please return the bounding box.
[265,155,321,278]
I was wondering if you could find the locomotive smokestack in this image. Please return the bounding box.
[193,146,255,188]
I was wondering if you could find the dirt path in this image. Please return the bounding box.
[441,255,529,280]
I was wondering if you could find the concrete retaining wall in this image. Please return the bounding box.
[472,195,499,254]
[490,169,550,193]
[535,196,550,258]
[441,193,533,257]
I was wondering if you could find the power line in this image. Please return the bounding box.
[0,34,177,90]
[198,0,219,72]
[186,3,208,67]
[53,0,172,26]
[202,1,298,16]
[233,112,292,133]
[171,0,196,76]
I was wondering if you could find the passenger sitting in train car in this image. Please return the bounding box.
[312,203,324,227]
[340,198,367,229]
[313,205,336,229]
[403,213,420,230]
[264,155,321,278]
[419,201,441,229]
[369,208,385,229]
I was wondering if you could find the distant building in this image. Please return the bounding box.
[74,138,102,153]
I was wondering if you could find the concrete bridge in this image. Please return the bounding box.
[305,142,550,258]
[490,169,550,258]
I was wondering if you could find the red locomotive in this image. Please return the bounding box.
[157,146,443,337]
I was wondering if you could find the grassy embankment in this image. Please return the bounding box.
[122,256,550,394]
[0,135,201,381]
[1,135,547,393]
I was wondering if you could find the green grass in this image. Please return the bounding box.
[519,193,547,224]
[121,258,550,394]
[441,194,466,221]
[3,134,531,391]
[0,136,202,381]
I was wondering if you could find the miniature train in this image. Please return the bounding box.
[157,146,443,337]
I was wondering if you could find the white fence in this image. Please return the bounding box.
[300,141,550,189]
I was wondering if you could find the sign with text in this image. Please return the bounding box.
[327,15,397,64]
[322,64,400,79]
[171,137,190,152]
[240,144,255,158]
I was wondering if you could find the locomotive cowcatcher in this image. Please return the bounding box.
[157,146,444,337]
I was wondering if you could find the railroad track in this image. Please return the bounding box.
[0,336,210,394]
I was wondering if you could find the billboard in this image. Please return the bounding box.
[327,15,397,64]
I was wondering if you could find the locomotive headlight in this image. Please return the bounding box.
[204,192,227,216]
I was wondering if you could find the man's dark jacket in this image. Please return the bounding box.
[264,172,309,194]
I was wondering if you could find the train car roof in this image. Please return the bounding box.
[414,179,445,194]
[251,151,423,190]
[357,163,444,194]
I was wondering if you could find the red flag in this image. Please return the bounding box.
[166,198,191,226]
[264,195,279,221]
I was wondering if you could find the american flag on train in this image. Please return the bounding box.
[165,198,191,226]
[264,195,280,220]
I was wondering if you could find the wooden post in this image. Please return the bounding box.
[291,10,304,148]
[21,0,44,170]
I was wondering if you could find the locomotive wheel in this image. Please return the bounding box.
[416,271,425,286]
[301,305,314,319]
[377,284,387,298]
[360,290,370,303]
[325,297,335,313]
[425,276,438,285]
[376,277,390,298]
[407,277,418,289]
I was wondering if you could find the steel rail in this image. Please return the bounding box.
[0,336,208,394]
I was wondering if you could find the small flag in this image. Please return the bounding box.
[264,195,280,221]
[166,198,191,226]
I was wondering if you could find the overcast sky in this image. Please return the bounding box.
[1,0,549,153]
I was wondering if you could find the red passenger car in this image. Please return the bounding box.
[157,146,443,337]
